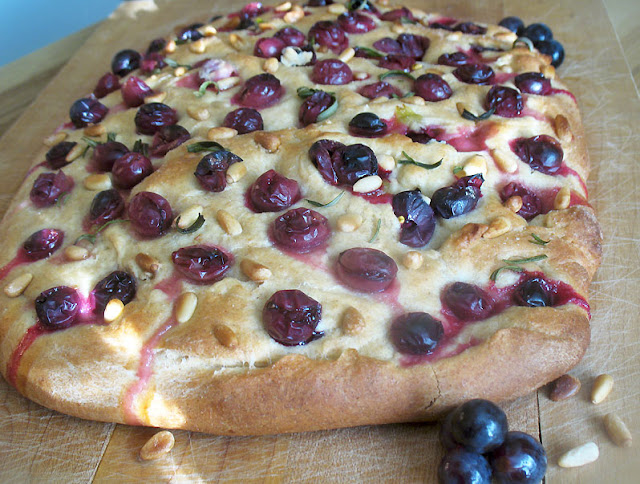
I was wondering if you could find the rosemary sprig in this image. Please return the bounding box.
[379,70,416,81]
[132,139,149,157]
[81,137,100,148]
[452,166,463,174]
[75,220,128,245]
[317,96,339,122]
[305,191,345,208]
[187,141,225,153]
[176,214,205,234]
[530,233,550,246]
[398,151,443,170]
[461,106,495,122]
[490,254,548,281]
[164,58,192,70]
[194,81,217,97]
[369,218,382,243]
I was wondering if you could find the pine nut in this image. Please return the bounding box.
[217,209,242,235]
[353,175,382,193]
[176,205,203,229]
[187,105,210,121]
[254,132,281,153]
[175,292,197,323]
[207,127,237,140]
[104,298,124,323]
[402,251,423,270]
[173,66,187,77]
[554,114,573,142]
[64,245,90,261]
[406,95,426,106]
[424,68,445,76]
[483,216,511,239]
[284,6,304,23]
[136,253,160,275]
[145,91,167,104]
[229,33,245,50]
[139,430,175,461]
[411,63,423,71]
[378,154,396,171]
[603,413,632,447]
[83,124,106,137]
[554,186,571,210]
[201,25,217,37]
[342,306,365,335]
[275,1,292,12]
[214,324,238,348]
[225,162,247,183]
[339,47,355,63]
[558,442,599,468]
[259,22,275,31]
[446,32,462,41]
[337,213,363,232]
[591,374,614,404]
[391,24,406,34]
[353,71,369,81]
[219,77,242,91]
[83,173,112,191]
[43,132,68,147]
[459,154,488,177]
[188,38,206,54]
[65,143,85,162]
[263,57,279,74]
[549,374,581,401]
[164,40,177,54]
[541,64,556,79]
[4,273,33,298]
[328,4,346,14]
[240,259,272,282]
[456,102,467,116]
[505,195,523,213]
[492,149,518,173]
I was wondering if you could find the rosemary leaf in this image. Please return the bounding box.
[316,95,339,122]
[107,132,117,142]
[81,137,100,148]
[398,151,443,170]
[164,58,192,69]
[305,191,345,208]
[461,106,496,122]
[369,218,382,243]
[490,265,525,281]
[187,141,225,153]
[530,233,550,246]
[503,254,548,265]
[379,70,416,81]
[132,139,149,157]
[176,214,205,234]
[355,46,385,58]
[194,81,217,97]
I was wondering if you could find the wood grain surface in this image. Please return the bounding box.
[0,1,639,482]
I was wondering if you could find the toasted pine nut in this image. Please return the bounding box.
[187,105,210,121]
[83,174,112,191]
[240,259,272,282]
[65,143,85,162]
[173,66,187,77]
[554,186,571,210]
[254,132,281,153]
[446,32,462,41]
[558,442,599,468]
[189,38,207,54]
[177,205,203,229]
[591,374,614,404]
[353,71,369,81]
[259,22,275,31]
[411,63,423,71]
[218,76,242,91]
[328,3,347,14]
[337,213,363,233]
[424,68,445,76]
[378,154,396,171]
[283,7,304,23]
[391,24,406,34]
[554,114,573,142]
[460,154,488,178]
[402,251,423,270]
[214,324,238,348]
[405,95,426,106]
[104,299,124,323]
[494,31,517,41]
[263,57,279,74]
[207,127,237,140]
[275,1,292,12]
[353,175,382,193]
[541,64,556,79]
[175,292,197,323]
[4,273,33,298]
[136,253,160,274]
[492,149,518,173]
[342,306,365,335]
[456,102,467,116]
[339,47,355,63]
[140,431,175,461]
[603,413,632,447]
[229,33,245,50]
[64,245,90,261]
[164,40,177,54]
[225,162,247,183]
[483,216,512,239]
[144,91,167,104]
[549,374,581,401]
[201,25,217,37]
[505,195,523,213]
[83,124,106,137]
[43,132,68,147]
[217,209,242,235]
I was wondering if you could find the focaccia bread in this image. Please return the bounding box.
[0,0,602,435]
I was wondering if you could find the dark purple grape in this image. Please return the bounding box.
[347,0,378,13]
[392,190,436,247]
[310,59,353,85]
[378,54,415,71]
[440,411,459,450]
[254,37,287,58]
[498,17,524,35]
[308,139,343,185]
[177,23,204,42]
[172,245,232,284]
[134,102,178,135]
[489,431,547,484]
[121,76,153,108]
[308,21,349,54]
[248,170,301,212]
[521,23,553,45]
[414,73,452,102]
[443,282,495,321]
[500,183,542,220]
[89,189,125,226]
[92,271,137,314]
[332,144,378,185]
[274,27,307,47]
[514,72,552,96]
[140,52,167,74]
[348,113,387,138]
[373,34,429,59]
[438,448,492,484]
[93,72,121,98]
[149,124,191,157]
[407,132,433,144]
[513,277,554,307]
[272,207,331,253]
[194,150,243,192]
[45,141,77,169]
[453,64,495,85]
[429,21,456,31]
[23,228,64,260]
[146,38,166,54]
[536,40,564,67]
[357,81,402,99]
[307,0,333,6]
[263,289,322,346]
[337,12,377,34]
[91,141,129,172]
[299,91,335,126]
[380,7,415,22]
[236,74,284,109]
[486,86,523,117]
[223,108,264,134]
[438,52,471,67]
[335,248,398,293]
[449,399,508,454]
[30,171,74,207]
[35,286,80,329]
[513,135,563,175]
[454,22,487,35]
[69,98,108,128]
[390,312,444,355]
[112,152,153,189]
[431,175,484,219]
[128,191,173,237]
[111,49,141,76]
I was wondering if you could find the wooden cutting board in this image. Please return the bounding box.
[0,0,638,482]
